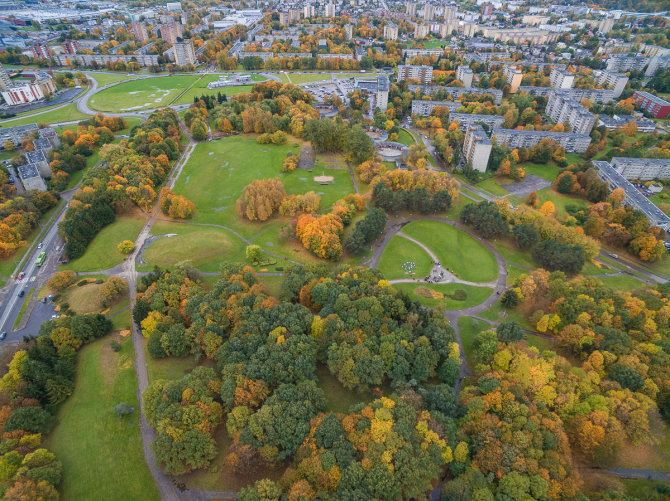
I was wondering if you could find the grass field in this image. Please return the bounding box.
[47,334,160,501]
[117,117,143,135]
[172,137,354,238]
[479,300,532,330]
[143,222,247,272]
[90,73,139,87]
[598,274,647,291]
[457,316,491,369]
[89,75,200,112]
[474,177,510,197]
[317,365,368,413]
[506,264,527,285]
[536,186,587,218]
[67,282,106,314]
[286,72,336,84]
[0,102,88,127]
[172,74,256,105]
[401,220,498,282]
[62,214,146,272]
[377,235,434,280]
[396,129,415,146]
[522,162,560,182]
[391,282,493,310]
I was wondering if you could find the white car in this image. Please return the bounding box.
[37,242,43,249]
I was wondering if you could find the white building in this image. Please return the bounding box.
[397,65,433,84]
[383,24,398,41]
[411,100,460,115]
[464,125,492,172]
[546,91,597,135]
[610,157,670,181]
[596,70,628,98]
[550,68,575,89]
[456,66,473,88]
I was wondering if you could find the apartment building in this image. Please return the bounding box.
[480,27,560,45]
[444,5,457,20]
[406,2,417,16]
[645,55,670,77]
[518,86,615,104]
[440,20,459,38]
[403,48,443,60]
[160,23,183,45]
[503,65,522,93]
[464,125,492,172]
[409,85,503,104]
[17,163,47,191]
[424,4,434,21]
[303,5,315,18]
[610,157,670,181]
[130,21,148,43]
[411,99,460,116]
[61,40,79,55]
[449,113,505,130]
[1,81,46,106]
[30,42,51,60]
[414,24,430,39]
[593,160,670,230]
[376,75,390,112]
[344,24,353,40]
[398,65,433,84]
[522,15,550,25]
[606,54,647,72]
[491,128,592,153]
[632,91,670,119]
[279,11,289,26]
[596,70,629,98]
[25,150,50,178]
[325,2,335,17]
[0,63,12,91]
[550,68,575,89]
[546,91,597,135]
[456,65,473,88]
[598,18,615,34]
[53,53,159,67]
[597,114,656,133]
[383,24,398,40]
[173,40,196,66]
[462,22,478,38]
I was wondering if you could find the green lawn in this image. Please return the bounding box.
[650,188,670,216]
[142,221,247,272]
[13,288,35,328]
[401,220,498,282]
[457,316,492,370]
[492,239,537,268]
[117,117,143,136]
[446,196,470,220]
[598,274,647,291]
[89,75,200,112]
[172,74,255,105]
[474,177,510,197]
[479,300,532,330]
[286,72,336,84]
[317,365,369,413]
[89,72,139,87]
[47,334,160,501]
[522,162,560,182]
[377,235,434,280]
[536,186,587,219]
[396,128,415,146]
[506,264,527,286]
[172,137,353,238]
[0,103,88,127]
[391,282,493,310]
[62,214,145,272]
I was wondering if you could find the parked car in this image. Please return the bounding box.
[17,290,24,297]
[41,297,47,303]
[0,332,6,340]
[610,253,619,259]
[17,272,24,280]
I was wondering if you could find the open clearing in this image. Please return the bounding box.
[0,102,88,127]
[377,235,434,280]
[47,334,159,501]
[391,282,493,310]
[89,72,140,87]
[401,220,498,282]
[89,75,200,112]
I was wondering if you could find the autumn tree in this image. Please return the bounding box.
[46,271,76,292]
[237,178,286,222]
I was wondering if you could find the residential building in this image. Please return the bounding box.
[464,125,492,172]
[345,24,353,40]
[130,21,148,43]
[550,68,575,88]
[376,75,390,112]
[303,5,315,18]
[61,39,79,55]
[279,11,289,26]
[444,5,457,20]
[325,2,335,17]
[593,160,670,230]
[610,157,670,180]
[598,18,615,34]
[424,4,434,21]
[403,48,442,60]
[456,65,473,88]
[0,63,12,91]
[546,90,597,135]
[30,42,51,60]
[632,91,670,119]
[462,22,478,38]
[383,24,398,40]
[38,127,59,149]
[411,99,460,116]
[53,53,159,67]
[32,72,56,96]
[17,163,47,191]
[522,15,550,25]
[597,114,656,133]
[318,53,353,60]
[406,2,417,16]
[160,22,183,44]
[397,64,433,84]
[480,27,559,44]
[173,40,196,66]
[491,128,592,153]
[481,3,493,16]
[449,113,505,130]
[166,2,181,11]
[503,65,522,93]
[25,150,50,178]
[596,70,628,98]
[1,82,45,106]
[414,24,430,39]
[409,85,503,103]
[440,20,459,38]
[646,55,670,77]
[518,86,615,103]
[0,124,38,147]
[607,54,647,72]
[289,9,301,22]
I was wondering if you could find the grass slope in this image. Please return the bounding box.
[89,75,200,112]
[377,235,434,280]
[401,220,498,282]
[0,103,88,127]
[62,214,145,272]
[47,334,160,501]
[391,282,493,310]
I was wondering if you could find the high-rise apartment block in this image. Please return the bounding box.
[31,43,51,60]
[397,65,433,84]
[444,5,456,20]
[384,24,398,40]
[464,125,492,172]
[596,70,628,98]
[550,68,575,89]
[607,54,647,72]
[406,2,417,16]
[414,24,430,38]
[345,24,353,40]
[173,40,196,66]
[503,65,523,93]
[303,4,315,18]
[0,63,12,91]
[456,65,473,88]
[131,21,148,43]
[491,128,592,153]
[424,4,434,21]
[546,91,597,135]
[632,91,670,119]
[411,100,460,116]
[279,11,289,26]
[160,23,183,44]
[376,75,390,112]
[325,2,335,17]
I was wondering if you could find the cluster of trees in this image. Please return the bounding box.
[344,208,386,255]
[0,191,58,258]
[303,119,375,165]
[553,167,610,203]
[461,201,510,240]
[60,109,182,259]
[210,81,319,139]
[294,195,365,260]
[184,101,208,141]
[0,313,112,497]
[159,187,195,219]
[137,264,461,494]
[282,154,299,173]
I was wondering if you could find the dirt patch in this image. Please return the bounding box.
[67,283,104,314]
[415,286,444,299]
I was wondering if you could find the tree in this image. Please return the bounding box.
[4,140,15,151]
[190,119,207,141]
[237,179,287,221]
[114,402,135,418]
[512,224,538,250]
[46,271,76,292]
[500,289,520,309]
[3,479,58,501]
[526,191,538,208]
[4,407,56,434]
[496,321,523,343]
[117,240,134,254]
[539,201,555,217]
[460,201,509,239]
[344,208,386,255]
[246,244,263,265]
[343,126,375,165]
[532,239,585,274]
